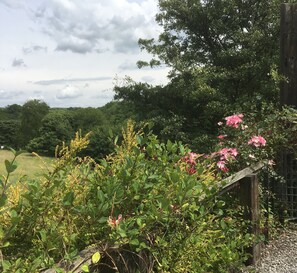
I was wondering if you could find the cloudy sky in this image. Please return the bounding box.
[0,0,169,108]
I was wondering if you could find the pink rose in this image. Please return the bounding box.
[225,114,244,128]
[248,136,266,147]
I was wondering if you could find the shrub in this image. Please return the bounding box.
[1,123,253,272]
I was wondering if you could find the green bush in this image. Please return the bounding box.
[0,123,253,272]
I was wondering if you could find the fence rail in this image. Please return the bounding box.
[219,162,265,265]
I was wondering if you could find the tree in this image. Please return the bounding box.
[70,107,106,133]
[138,0,282,103]
[5,104,22,120]
[114,0,287,152]
[0,120,21,148]
[19,100,50,147]
[26,110,74,156]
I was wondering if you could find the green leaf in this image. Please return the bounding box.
[220,219,227,230]
[118,228,127,238]
[97,189,105,203]
[136,135,143,145]
[136,218,142,227]
[130,239,140,246]
[81,264,90,272]
[0,194,8,207]
[98,217,108,224]
[2,241,10,248]
[63,191,75,207]
[2,259,11,270]
[5,160,17,174]
[91,252,101,264]
[39,230,47,242]
[170,171,180,183]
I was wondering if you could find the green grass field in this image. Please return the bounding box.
[0,150,55,181]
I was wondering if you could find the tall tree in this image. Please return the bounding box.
[20,100,50,147]
[138,0,282,103]
[26,110,74,156]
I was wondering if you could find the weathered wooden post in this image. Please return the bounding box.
[239,174,260,265]
[280,3,297,107]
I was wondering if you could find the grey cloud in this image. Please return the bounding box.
[34,76,112,86]
[55,40,93,54]
[0,90,24,99]
[23,45,47,55]
[12,58,26,67]
[33,2,153,54]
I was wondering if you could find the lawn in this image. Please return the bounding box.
[0,150,55,182]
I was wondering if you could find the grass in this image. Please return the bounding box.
[0,150,55,182]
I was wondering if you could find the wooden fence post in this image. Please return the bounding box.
[280,3,297,107]
[239,174,260,265]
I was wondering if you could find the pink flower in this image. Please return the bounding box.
[182,152,198,165]
[108,214,122,227]
[181,152,199,174]
[225,114,244,128]
[248,136,266,147]
[217,161,229,173]
[268,160,275,166]
[217,135,227,140]
[218,148,238,161]
[188,152,198,164]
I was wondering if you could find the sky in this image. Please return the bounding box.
[0,0,169,108]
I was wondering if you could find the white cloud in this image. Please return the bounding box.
[34,76,112,85]
[56,85,83,99]
[0,0,24,9]
[141,75,155,83]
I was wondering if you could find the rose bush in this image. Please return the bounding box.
[211,106,297,175]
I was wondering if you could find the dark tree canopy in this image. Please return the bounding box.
[138,0,283,102]
[20,100,50,146]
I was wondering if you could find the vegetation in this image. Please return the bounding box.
[1,0,297,272]
[0,124,255,273]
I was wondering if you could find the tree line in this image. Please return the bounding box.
[0,100,136,160]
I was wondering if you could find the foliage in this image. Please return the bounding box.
[114,73,223,153]
[19,100,50,147]
[0,123,253,272]
[26,110,75,156]
[70,107,107,134]
[138,0,281,102]
[0,120,21,149]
